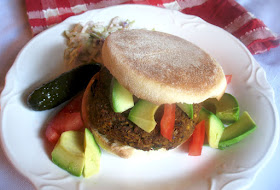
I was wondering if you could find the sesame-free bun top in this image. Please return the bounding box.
[102,29,227,104]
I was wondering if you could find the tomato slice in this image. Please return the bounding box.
[45,92,84,144]
[225,75,232,84]
[45,127,60,144]
[188,120,206,156]
[160,104,176,142]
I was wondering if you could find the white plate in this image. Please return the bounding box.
[0,4,279,190]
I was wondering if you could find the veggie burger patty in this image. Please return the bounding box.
[85,68,202,151]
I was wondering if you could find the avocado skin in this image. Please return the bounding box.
[218,111,256,150]
[27,63,100,111]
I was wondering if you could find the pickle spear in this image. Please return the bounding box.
[27,63,100,111]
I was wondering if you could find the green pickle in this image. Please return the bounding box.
[27,63,100,111]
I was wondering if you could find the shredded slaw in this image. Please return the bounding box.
[64,17,134,68]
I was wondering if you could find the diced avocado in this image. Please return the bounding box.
[111,77,134,113]
[128,100,159,133]
[201,99,216,113]
[177,103,193,119]
[199,108,224,149]
[51,131,85,177]
[219,111,257,149]
[203,93,239,124]
[83,128,101,178]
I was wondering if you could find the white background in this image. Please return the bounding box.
[0,0,279,189]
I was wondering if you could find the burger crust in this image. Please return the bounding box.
[90,127,167,159]
[102,29,227,105]
[90,128,135,159]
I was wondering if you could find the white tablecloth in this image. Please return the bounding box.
[0,0,279,189]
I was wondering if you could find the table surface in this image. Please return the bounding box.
[0,0,279,189]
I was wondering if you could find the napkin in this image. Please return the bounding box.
[25,0,279,54]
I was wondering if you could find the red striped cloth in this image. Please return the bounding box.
[25,0,279,54]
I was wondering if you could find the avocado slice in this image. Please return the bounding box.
[177,103,193,119]
[219,111,256,149]
[128,100,159,133]
[83,128,101,178]
[111,77,134,113]
[203,93,239,124]
[51,131,85,177]
[199,108,224,149]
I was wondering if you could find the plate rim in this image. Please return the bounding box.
[1,4,279,190]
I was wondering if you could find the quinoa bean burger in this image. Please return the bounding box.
[81,29,227,158]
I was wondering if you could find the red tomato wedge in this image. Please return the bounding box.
[188,120,206,156]
[160,104,176,142]
[45,92,84,144]
[225,75,232,84]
